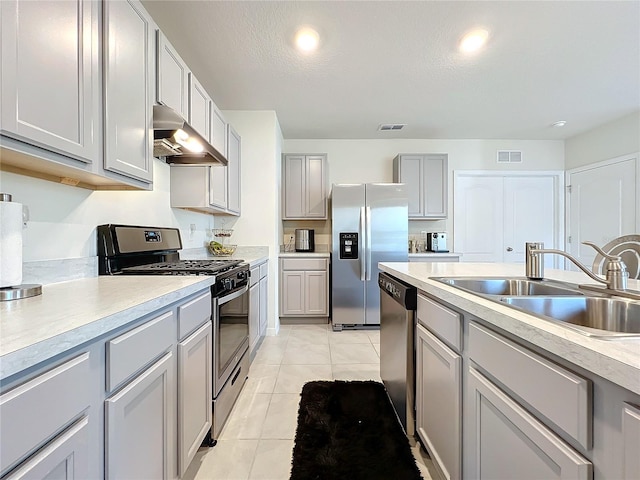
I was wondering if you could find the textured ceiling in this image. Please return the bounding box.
[141,0,640,140]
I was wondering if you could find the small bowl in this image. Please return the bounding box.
[212,229,234,238]
[208,244,237,256]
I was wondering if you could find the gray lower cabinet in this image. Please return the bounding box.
[0,0,100,164]
[467,367,592,479]
[0,353,92,478]
[105,352,175,480]
[623,403,640,479]
[280,257,329,318]
[282,154,328,219]
[393,154,448,219]
[415,323,461,480]
[177,322,212,477]
[3,417,89,480]
[249,261,269,355]
[103,0,154,185]
[259,264,268,336]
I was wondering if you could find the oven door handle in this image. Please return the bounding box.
[217,284,249,305]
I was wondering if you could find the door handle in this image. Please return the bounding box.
[506,247,513,252]
[359,207,366,281]
[366,206,372,281]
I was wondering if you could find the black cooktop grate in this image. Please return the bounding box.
[120,259,243,275]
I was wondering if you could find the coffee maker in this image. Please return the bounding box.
[426,232,448,252]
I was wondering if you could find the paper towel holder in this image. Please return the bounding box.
[0,193,42,301]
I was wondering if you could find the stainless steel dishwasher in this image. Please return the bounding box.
[379,271,417,436]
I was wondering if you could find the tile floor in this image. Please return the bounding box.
[183,324,435,480]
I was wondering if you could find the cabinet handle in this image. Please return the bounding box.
[506,247,513,252]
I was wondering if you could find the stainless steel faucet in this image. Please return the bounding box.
[525,241,629,291]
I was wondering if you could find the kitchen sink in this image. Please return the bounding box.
[433,277,584,296]
[502,296,640,338]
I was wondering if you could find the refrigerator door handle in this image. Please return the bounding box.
[366,206,372,281]
[359,207,366,281]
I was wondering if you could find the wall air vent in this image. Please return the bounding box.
[378,124,406,131]
[497,150,523,163]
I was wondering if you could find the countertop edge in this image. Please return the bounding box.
[379,262,640,395]
[0,277,216,382]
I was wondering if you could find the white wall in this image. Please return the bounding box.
[283,138,565,238]
[222,110,283,334]
[565,110,640,169]
[0,159,213,262]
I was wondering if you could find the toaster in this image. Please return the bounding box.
[426,232,448,252]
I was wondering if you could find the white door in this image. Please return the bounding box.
[454,172,561,265]
[453,175,504,262]
[566,155,638,270]
[503,176,557,265]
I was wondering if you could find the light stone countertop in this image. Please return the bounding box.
[278,251,331,258]
[0,275,216,382]
[379,262,640,395]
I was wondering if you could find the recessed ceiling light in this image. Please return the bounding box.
[294,27,320,53]
[459,29,489,53]
[552,120,567,127]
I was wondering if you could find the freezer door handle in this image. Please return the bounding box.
[359,207,366,280]
[366,206,372,281]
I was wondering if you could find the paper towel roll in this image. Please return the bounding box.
[0,198,23,287]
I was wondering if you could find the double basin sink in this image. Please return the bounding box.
[433,277,640,338]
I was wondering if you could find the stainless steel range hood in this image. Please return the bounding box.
[153,104,227,166]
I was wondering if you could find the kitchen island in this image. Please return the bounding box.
[380,261,640,480]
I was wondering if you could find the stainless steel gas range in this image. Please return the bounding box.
[97,224,250,442]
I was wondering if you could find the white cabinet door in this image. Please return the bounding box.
[103,0,153,183]
[396,155,423,216]
[188,74,211,141]
[0,0,100,164]
[4,418,89,480]
[567,155,637,269]
[454,173,560,265]
[259,275,268,336]
[468,367,592,480]
[416,323,461,480]
[105,352,175,480]
[157,31,189,119]
[305,271,327,315]
[177,323,212,477]
[226,125,241,215]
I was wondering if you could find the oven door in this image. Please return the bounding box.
[213,284,250,396]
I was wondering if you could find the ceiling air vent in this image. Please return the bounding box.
[378,124,406,131]
[497,150,523,163]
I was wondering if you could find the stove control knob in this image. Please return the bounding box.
[222,278,233,290]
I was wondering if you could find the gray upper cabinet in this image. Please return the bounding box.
[393,154,448,219]
[156,31,189,119]
[211,102,227,157]
[283,154,328,219]
[103,0,154,184]
[188,73,211,141]
[226,125,241,215]
[0,0,100,163]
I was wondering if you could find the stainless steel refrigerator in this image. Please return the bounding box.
[331,183,408,330]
